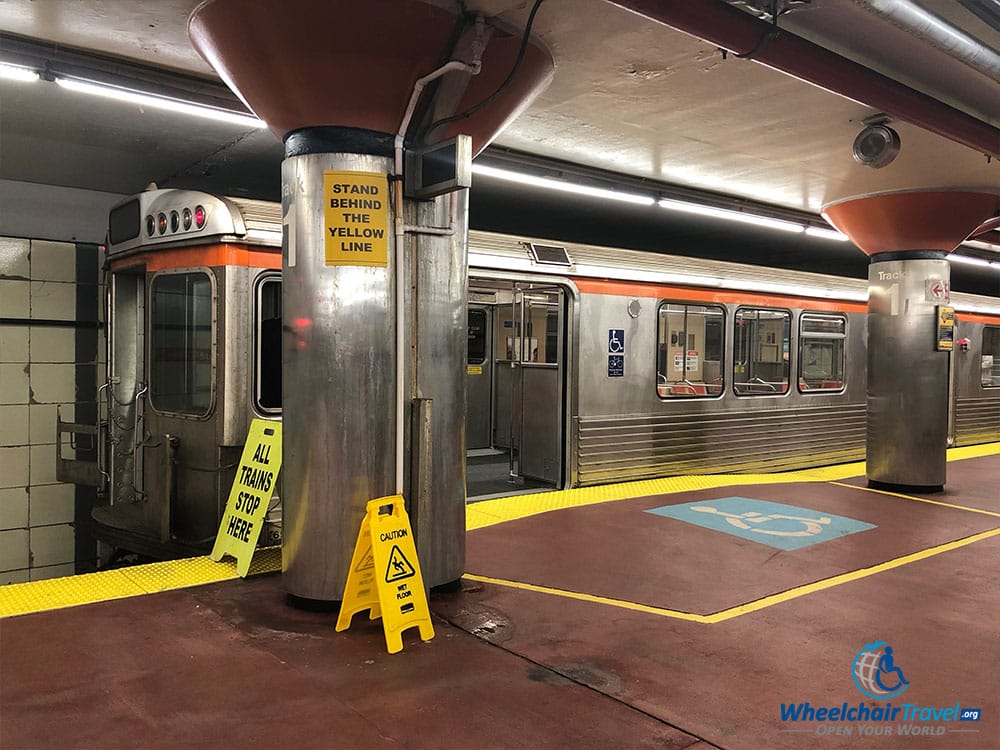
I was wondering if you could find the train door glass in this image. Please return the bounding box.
[466,307,492,450]
[149,271,215,414]
[734,308,791,396]
[255,276,282,413]
[505,285,564,484]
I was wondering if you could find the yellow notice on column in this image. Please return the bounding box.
[336,495,435,654]
[323,170,388,267]
[210,419,282,577]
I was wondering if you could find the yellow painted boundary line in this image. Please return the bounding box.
[466,442,1000,531]
[828,481,1000,518]
[466,527,1000,624]
[0,548,280,619]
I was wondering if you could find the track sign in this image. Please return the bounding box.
[210,419,282,577]
[336,495,435,654]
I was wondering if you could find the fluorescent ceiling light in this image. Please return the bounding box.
[1,63,39,82]
[658,198,805,234]
[472,164,656,206]
[963,239,1000,252]
[948,254,996,268]
[805,227,850,242]
[55,77,266,129]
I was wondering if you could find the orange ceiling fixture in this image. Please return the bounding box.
[821,191,1000,256]
[189,0,554,157]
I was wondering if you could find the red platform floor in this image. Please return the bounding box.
[2,453,998,749]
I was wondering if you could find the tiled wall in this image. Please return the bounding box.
[0,236,103,584]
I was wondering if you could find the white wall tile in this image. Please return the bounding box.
[29,523,75,567]
[28,402,60,445]
[29,327,77,363]
[29,240,77,283]
[0,237,30,277]
[0,325,29,363]
[0,486,28,530]
[27,362,76,403]
[0,528,30,570]
[30,281,76,321]
[29,443,57,486]
[0,446,29,488]
[1,568,30,584]
[29,562,76,581]
[29,483,75,526]
[0,280,30,318]
[0,363,30,405]
[0,404,28,447]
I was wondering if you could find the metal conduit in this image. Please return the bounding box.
[606,0,1000,157]
[854,0,1000,82]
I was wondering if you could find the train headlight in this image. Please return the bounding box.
[157,213,167,234]
[182,207,192,230]
[194,205,206,228]
[170,210,180,233]
[146,215,155,237]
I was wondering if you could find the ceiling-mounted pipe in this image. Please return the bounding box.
[606,0,1000,157]
[854,0,1000,82]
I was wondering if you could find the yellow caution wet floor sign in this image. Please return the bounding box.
[336,495,435,654]
[210,419,282,577]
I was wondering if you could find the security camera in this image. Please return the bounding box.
[853,122,900,169]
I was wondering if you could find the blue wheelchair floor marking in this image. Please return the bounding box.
[645,497,877,550]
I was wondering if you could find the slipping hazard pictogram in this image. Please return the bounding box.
[385,545,415,582]
[335,495,434,654]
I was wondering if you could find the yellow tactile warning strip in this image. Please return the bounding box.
[1,443,996,620]
[466,442,1000,531]
[465,442,1000,623]
[0,548,280,619]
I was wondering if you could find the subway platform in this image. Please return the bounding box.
[2,444,998,749]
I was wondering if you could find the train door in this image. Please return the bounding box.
[142,268,219,545]
[465,279,568,497]
[496,283,566,484]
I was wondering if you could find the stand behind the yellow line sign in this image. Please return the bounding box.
[336,495,435,654]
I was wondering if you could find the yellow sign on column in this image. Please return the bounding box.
[210,419,282,577]
[336,495,435,654]
[323,170,388,267]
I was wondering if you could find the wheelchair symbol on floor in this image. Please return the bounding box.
[690,505,832,537]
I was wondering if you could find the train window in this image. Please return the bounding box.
[150,271,214,415]
[733,308,790,396]
[468,309,487,365]
[256,277,282,412]
[656,303,725,398]
[983,326,1000,387]
[798,313,846,393]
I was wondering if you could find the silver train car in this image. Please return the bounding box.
[58,189,1000,560]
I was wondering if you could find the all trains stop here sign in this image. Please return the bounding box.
[210,419,283,576]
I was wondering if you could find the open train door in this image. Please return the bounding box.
[505,283,565,484]
[466,279,568,496]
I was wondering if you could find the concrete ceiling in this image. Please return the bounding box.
[1,0,998,285]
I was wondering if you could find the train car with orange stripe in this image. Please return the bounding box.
[57,188,1000,561]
